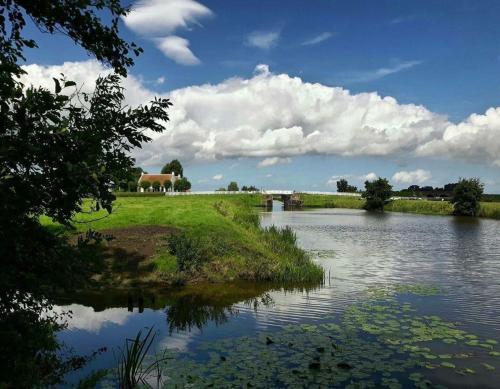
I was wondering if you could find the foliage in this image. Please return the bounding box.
[227,181,239,191]
[116,327,168,389]
[337,178,357,193]
[168,233,204,273]
[0,0,170,385]
[451,178,484,216]
[163,179,172,191]
[140,180,151,190]
[362,178,393,211]
[241,185,259,192]
[152,180,161,191]
[174,177,191,192]
[161,159,183,176]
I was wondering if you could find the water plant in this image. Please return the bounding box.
[160,285,499,388]
[116,327,169,389]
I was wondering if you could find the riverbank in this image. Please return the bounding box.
[301,194,500,219]
[43,195,323,288]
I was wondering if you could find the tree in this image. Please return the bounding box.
[152,180,161,192]
[140,180,151,191]
[0,1,170,385]
[337,179,357,193]
[362,178,393,211]
[228,181,239,191]
[451,178,484,216]
[163,180,172,192]
[161,159,183,176]
[174,177,191,192]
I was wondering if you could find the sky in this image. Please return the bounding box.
[20,0,500,192]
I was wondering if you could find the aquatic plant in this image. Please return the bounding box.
[161,285,499,388]
[116,327,168,389]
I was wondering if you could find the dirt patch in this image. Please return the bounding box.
[76,225,178,287]
[97,225,177,259]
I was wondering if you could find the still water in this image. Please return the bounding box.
[57,206,500,387]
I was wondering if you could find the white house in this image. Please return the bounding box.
[137,172,180,192]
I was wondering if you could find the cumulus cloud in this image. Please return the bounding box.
[123,0,212,64]
[212,174,223,180]
[301,32,333,46]
[19,61,500,168]
[326,173,377,186]
[392,169,431,184]
[258,157,292,168]
[246,30,280,49]
[359,172,378,182]
[155,36,200,65]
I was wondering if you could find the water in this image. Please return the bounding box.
[56,206,500,387]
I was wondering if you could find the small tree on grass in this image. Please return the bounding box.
[140,180,151,191]
[228,181,239,191]
[362,178,392,211]
[337,179,357,193]
[152,181,161,192]
[174,177,191,192]
[163,180,172,192]
[451,178,484,216]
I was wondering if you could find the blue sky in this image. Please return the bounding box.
[22,0,500,192]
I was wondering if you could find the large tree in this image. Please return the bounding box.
[337,178,357,193]
[161,159,183,176]
[451,178,484,216]
[362,178,393,211]
[0,1,170,386]
[174,177,192,192]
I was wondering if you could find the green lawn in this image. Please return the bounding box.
[43,194,323,286]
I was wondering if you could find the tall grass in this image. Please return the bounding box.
[478,202,500,219]
[116,327,168,389]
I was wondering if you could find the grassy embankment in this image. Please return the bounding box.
[301,194,500,219]
[43,194,323,287]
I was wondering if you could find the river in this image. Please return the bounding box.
[57,205,500,387]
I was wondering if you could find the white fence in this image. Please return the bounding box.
[165,190,361,197]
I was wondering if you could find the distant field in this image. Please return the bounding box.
[301,194,500,219]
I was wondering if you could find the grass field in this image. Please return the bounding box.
[301,194,500,219]
[43,194,323,287]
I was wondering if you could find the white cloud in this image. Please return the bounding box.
[123,0,212,64]
[212,174,223,180]
[246,30,280,49]
[392,169,431,184]
[258,157,292,168]
[156,76,166,84]
[302,32,333,46]
[359,172,378,182]
[345,60,422,83]
[155,36,200,65]
[265,173,273,178]
[20,61,500,168]
[123,0,212,35]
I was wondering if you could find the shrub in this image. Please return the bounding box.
[140,180,151,191]
[152,180,161,191]
[174,177,191,192]
[451,178,484,216]
[167,233,203,273]
[362,177,392,211]
[227,181,239,191]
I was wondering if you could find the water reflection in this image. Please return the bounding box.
[55,208,500,386]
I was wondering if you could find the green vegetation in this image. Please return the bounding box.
[44,195,323,286]
[228,181,239,191]
[336,178,358,193]
[452,178,484,216]
[173,177,192,192]
[159,284,500,387]
[161,159,183,176]
[363,177,393,211]
[301,194,500,219]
